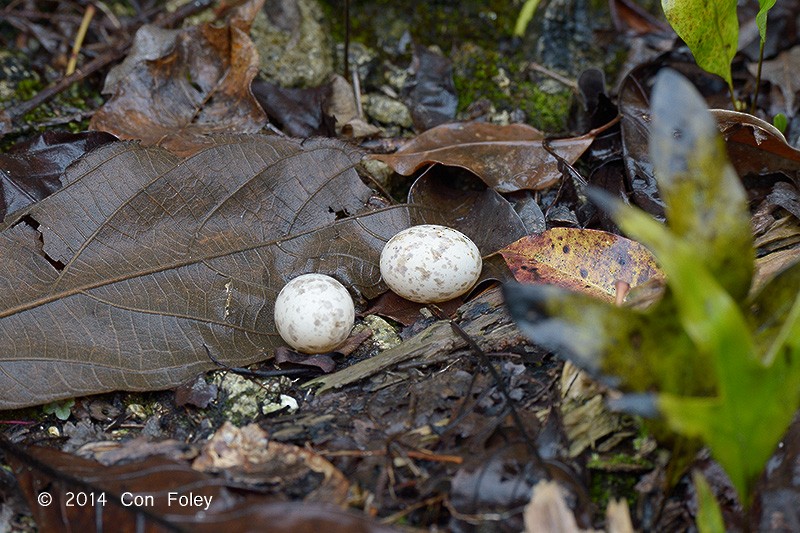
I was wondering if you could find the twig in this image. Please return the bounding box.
[449,321,548,472]
[66,3,96,76]
[203,345,318,379]
[525,61,579,93]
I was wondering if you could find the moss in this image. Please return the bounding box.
[452,44,572,132]
[589,469,639,520]
[587,452,653,470]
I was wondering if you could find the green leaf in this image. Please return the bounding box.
[503,283,709,395]
[661,0,738,87]
[773,112,788,133]
[42,399,74,421]
[693,472,726,533]
[505,69,800,506]
[756,0,777,43]
[648,69,753,300]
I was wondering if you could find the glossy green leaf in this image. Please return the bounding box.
[661,0,738,87]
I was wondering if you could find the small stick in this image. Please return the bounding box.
[66,3,96,76]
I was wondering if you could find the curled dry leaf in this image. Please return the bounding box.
[0,134,462,410]
[369,122,595,192]
[90,0,267,157]
[497,228,663,302]
[711,109,800,177]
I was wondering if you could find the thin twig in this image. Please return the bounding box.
[66,3,96,76]
[525,61,579,93]
[449,320,549,472]
[203,345,319,379]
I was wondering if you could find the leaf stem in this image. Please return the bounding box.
[750,39,766,115]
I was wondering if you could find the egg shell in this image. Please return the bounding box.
[380,225,482,303]
[274,273,355,354]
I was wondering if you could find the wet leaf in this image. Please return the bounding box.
[661,0,738,87]
[0,135,464,410]
[370,122,595,192]
[498,228,662,303]
[0,131,116,222]
[90,1,267,157]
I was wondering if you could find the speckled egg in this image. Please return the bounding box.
[274,273,355,354]
[380,225,482,303]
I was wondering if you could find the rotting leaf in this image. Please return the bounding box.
[0,134,465,410]
[89,0,267,157]
[369,122,595,192]
[496,228,663,303]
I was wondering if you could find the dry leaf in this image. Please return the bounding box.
[497,228,663,302]
[370,122,595,192]
[90,0,267,157]
[0,135,454,409]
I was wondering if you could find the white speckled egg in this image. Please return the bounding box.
[380,225,482,303]
[274,273,355,354]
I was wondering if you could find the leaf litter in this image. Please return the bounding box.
[4,0,800,531]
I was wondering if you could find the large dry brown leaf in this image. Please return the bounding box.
[369,122,595,192]
[0,135,455,410]
[89,1,266,157]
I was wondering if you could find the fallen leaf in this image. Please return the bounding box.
[497,228,663,303]
[370,122,595,192]
[0,134,471,409]
[712,109,800,178]
[407,171,528,253]
[251,79,336,137]
[523,480,595,533]
[90,0,267,157]
[0,131,116,222]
